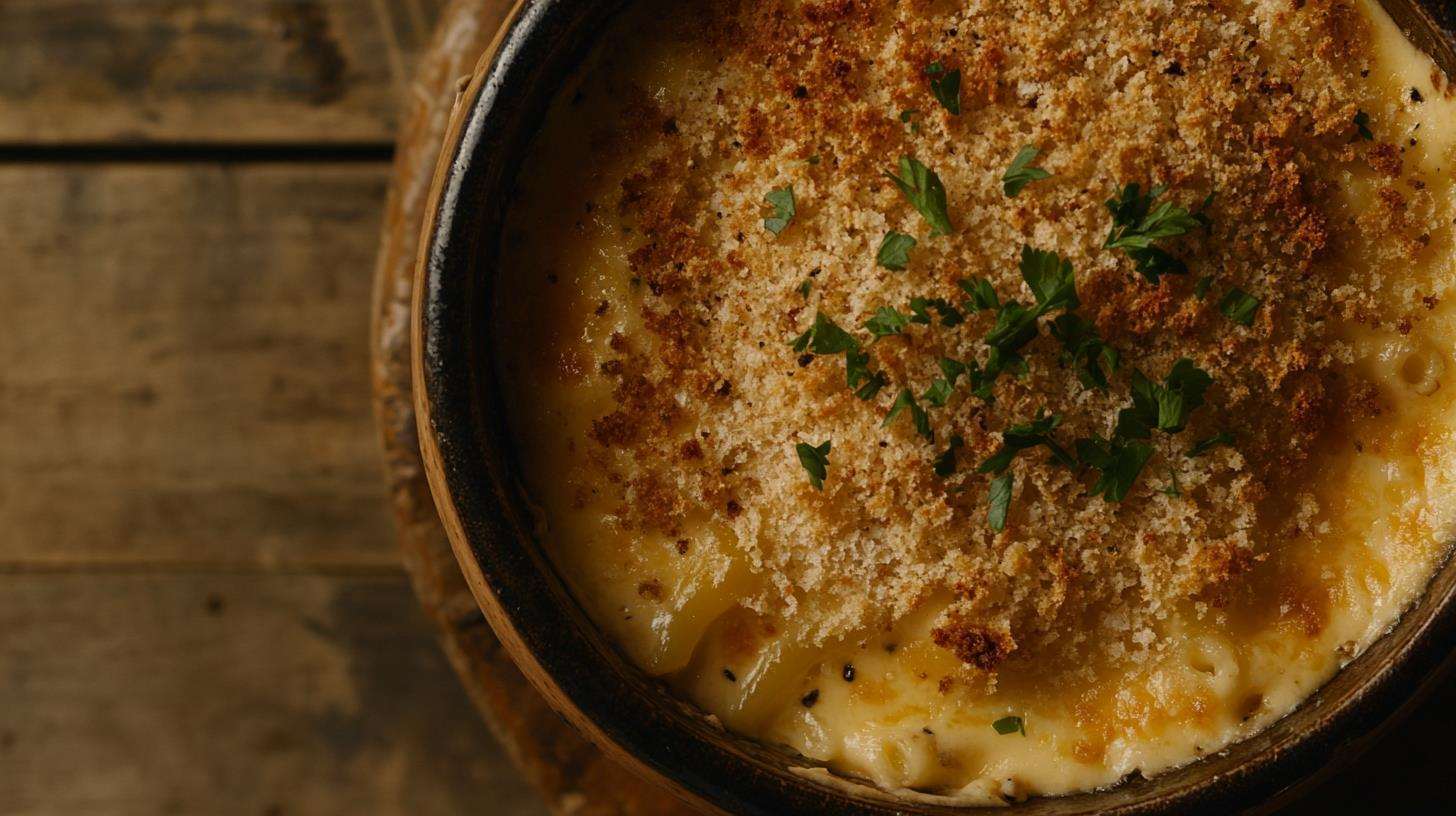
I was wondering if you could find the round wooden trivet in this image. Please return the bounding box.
[369,2,695,813]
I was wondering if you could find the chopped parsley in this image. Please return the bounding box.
[1050,313,1120,391]
[1194,274,1214,300]
[988,472,1013,531]
[1119,358,1213,437]
[877,231,917,270]
[791,312,887,400]
[763,185,796,235]
[1103,183,1209,284]
[992,715,1026,736]
[883,388,933,441]
[797,279,812,298]
[795,440,831,490]
[1160,465,1182,497]
[908,296,964,326]
[886,155,953,236]
[923,358,968,407]
[979,411,1075,474]
[1076,435,1154,502]
[864,306,911,339]
[958,276,1000,311]
[973,246,1080,396]
[926,61,962,115]
[934,435,965,477]
[1188,431,1235,457]
[1219,287,1261,326]
[1002,145,1051,197]
[1354,110,1374,141]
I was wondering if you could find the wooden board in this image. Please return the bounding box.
[0,0,443,146]
[0,163,396,568]
[0,572,547,816]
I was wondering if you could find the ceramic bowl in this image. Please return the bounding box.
[411,1,1456,812]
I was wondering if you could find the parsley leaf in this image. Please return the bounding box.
[926,62,962,115]
[763,186,796,235]
[1019,245,1079,311]
[796,440,831,490]
[958,277,1000,311]
[908,297,965,327]
[1194,274,1214,300]
[988,472,1014,531]
[797,279,812,298]
[1104,183,1208,284]
[1160,465,1182,497]
[1188,431,1235,457]
[1219,287,1260,326]
[1002,145,1051,197]
[791,312,858,354]
[1127,358,1213,434]
[886,156,953,236]
[864,306,911,339]
[934,435,965,476]
[1050,313,1120,391]
[1076,435,1154,502]
[848,349,890,400]
[992,715,1026,736]
[877,231,917,270]
[791,313,888,400]
[883,388,933,441]
[923,358,968,407]
[979,411,1075,474]
[1354,110,1374,141]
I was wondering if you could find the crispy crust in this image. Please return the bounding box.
[523,0,1435,669]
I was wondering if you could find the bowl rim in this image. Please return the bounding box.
[410,1,1456,813]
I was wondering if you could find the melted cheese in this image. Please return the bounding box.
[494,0,1455,802]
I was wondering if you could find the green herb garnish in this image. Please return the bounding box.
[797,280,812,298]
[1118,358,1213,437]
[864,306,911,339]
[958,276,999,311]
[763,185,796,235]
[877,231,917,270]
[1219,288,1260,326]
[1160,465,1182,497]
[926,61,962,115]
[1050,313,1120,391]
[923,358,969,407]
[1104,183,1208,284]
[979,411,1076,474]
[908,296,965,327]
[883,388,933,441]
[1076,435,1155,502]
[1188,431,1235,457]
[796,440,831,490]
[1194,274,1214,300]
[973,246,1080,397]
[886,156,953,236]
[988,472,1014,531]
[791,312,887,400]
[1002,145,1051,197]
[992,715,1026,736]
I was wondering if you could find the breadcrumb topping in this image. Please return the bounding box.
[509,0,1444,675]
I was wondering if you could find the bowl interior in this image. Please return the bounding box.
[413,1,1456,813]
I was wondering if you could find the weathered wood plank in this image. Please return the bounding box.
[0,572,550,816]
[0,164,395,567]
[0,0,446,145]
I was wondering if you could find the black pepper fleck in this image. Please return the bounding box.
[842,664,856,682]
[801,689,820,707]
[723,668,737,682]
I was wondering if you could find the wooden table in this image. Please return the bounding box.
[1,2,1452,814]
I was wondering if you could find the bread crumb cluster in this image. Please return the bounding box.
[543,0,1441,676]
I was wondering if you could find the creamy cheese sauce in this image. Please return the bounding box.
[495,0,1455,802]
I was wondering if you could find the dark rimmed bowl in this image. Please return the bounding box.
[411,1,1456,812]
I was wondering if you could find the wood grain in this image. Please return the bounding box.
[0,572,548,816]
[0,164,395,568]
[0,0,444,146]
